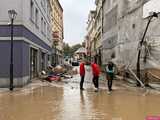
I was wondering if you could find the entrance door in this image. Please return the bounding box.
[30,48,38,79]
[41,52,45,71]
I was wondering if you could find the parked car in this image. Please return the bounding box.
[72,61,79,66]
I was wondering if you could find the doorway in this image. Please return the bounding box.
[30,48,38,79]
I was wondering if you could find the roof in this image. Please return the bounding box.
[75,47,87,54]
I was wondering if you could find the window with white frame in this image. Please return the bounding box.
[41,17,43,33]
[44,21,46,35]
[47,25,49,39]
[49,28,52,40]
[30,0,34,21]
[47,3,49,15]
[35,8,39,27]
[41,0,44,8]
[44,0,46,12]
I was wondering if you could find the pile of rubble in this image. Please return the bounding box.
[40,65,78,82]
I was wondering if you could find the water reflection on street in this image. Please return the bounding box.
[0,78,160,120]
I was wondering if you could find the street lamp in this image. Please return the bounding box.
[136,12,158,86]
[8,9,17,91]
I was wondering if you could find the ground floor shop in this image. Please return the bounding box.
[0,25,52,87]
[52,49,63,66]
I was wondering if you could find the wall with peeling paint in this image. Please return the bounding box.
[102,0,160,71]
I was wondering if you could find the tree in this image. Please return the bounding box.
[63,43,82,57]
[70,44,82,55]
[82,42,85,48]
[63,43,71,57]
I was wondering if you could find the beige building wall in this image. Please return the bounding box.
[94,0,103,65]
[85,0,103,65]
[51,0,64,63]
[86,11,96,61]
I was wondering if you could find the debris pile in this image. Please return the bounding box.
[40,64,78,82]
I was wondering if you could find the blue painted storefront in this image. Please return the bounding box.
[0,25,52,87]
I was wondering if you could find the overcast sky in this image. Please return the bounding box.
[59,0,96,46]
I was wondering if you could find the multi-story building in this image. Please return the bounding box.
[0,0,53,87]
[86,10,96,62]
[85,0,103,65]
[102,0,160,78]
[51,0,64,65]
[94,0,103,65]
[102,0,118,65]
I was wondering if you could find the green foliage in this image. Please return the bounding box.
[63,43,71,57]
[63,42,82,57]
[70,44,82,55]
[82,42,85,47]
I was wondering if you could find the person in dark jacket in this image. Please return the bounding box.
[91,61,100,92]
[106,61,115,93]
[79,60,85,90]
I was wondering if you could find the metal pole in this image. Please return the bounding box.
[90,47,91,63]
[55,43,57,66]
[136,16,152,86]
[10,18,14,91]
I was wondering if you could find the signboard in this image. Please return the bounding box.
[143,0,160,18]
[52,31,59,39]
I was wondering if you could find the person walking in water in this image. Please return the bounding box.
[79,60,85,90]
[106,61,115,93]
[91,60,100,92]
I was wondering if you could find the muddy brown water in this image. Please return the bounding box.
[0,85,160,120]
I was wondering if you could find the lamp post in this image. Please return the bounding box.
[8,10,17,91]
[136,12,158,86]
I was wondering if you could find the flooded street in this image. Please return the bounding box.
[1,0,160,120]
[0,68,160,120]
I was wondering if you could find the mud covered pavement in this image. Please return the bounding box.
[0,67,160,120]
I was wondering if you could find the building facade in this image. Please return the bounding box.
[0,0,53,87]
[51,0,64,65]
[102,0,160,75]
[86,10,96,62]
[85,0,103,65]
[94,0,103,65]
[102,0,118,65]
